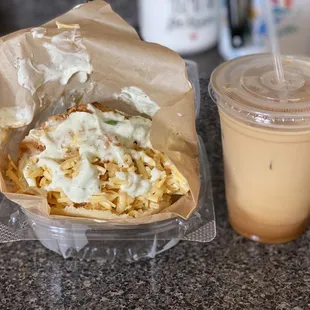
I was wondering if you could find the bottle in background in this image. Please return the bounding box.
[219,0,310,60]
[138,0,218,55]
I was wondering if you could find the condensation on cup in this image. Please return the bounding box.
[209,54,310,243]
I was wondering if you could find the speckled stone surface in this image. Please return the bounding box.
[1,72,310,309]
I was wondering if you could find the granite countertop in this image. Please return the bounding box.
[0,47,309,309]
[0,2,309,309]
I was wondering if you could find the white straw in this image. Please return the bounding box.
[265,0,285,84]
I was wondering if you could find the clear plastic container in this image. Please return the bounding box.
[0,60,215,260]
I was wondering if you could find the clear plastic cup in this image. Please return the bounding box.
[209,54,310,243]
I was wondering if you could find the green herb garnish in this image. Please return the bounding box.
[104,120,118,125]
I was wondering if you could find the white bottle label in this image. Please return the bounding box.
[139,0,217,54]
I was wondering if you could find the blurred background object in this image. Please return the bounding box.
[0,0,221,77]
[1,0,309,77]
[0,0,138,36]
[138,0,218,54]
[0,0,84,36]
[219,0,310,59]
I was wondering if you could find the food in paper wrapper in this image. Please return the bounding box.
[6,103,190,219]
[0,0,200,224]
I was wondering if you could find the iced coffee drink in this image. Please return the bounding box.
[210,54,310,243]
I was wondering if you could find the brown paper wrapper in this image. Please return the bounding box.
[0,1,199,224]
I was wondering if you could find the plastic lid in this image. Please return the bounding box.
[209,54,310,129]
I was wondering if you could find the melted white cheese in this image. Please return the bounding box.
[31,27,46,39]
[116,171,151,197]
[41,158,100,203]
[56,21,80,29]
[150,168,164,182]
[0,106,32,128]
[73,3,84,9]
[131,150,155,166]
[115,86,160,116]
[24,104,154,203]
[17,27,92,94]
